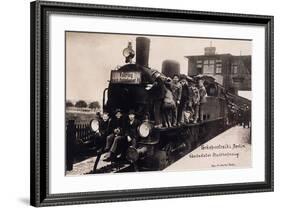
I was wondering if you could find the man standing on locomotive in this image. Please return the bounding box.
[162,78,177,127]
[103,109,125,161]
[178,75,193,124]
[170,74,182,126]
[198,78,207,121]
[191,80,200,123]
[148,75,166,128]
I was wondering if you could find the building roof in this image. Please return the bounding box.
[184,53,232,58]
[184,54,251,59]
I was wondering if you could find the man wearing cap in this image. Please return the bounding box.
[162,81,177,127]
[163,74,181,126]
[171,74,182,126]
[191,81,200,123]
[103,109,125,161]
[148,76,166,128]
[198,79,207,103]
[125,110,141,148]
[93,112,110,151]
[178,76,192,124]
[198,78,207,121]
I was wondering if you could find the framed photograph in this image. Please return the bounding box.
[30,0,274,206]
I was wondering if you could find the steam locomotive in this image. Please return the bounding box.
[88,37,248,173]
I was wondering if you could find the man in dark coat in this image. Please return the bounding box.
[148,75,166,128]
[162,81,177,127]
[99,112,110,136]
[125,110,141,148]
[166,74,182,126]
[92,112,110,150]
[198,78,207,122]
[103,109,125,161]
[178,76,190,124]
[91,111,111,172]
[171,74,182,105]
[191,81,200,123]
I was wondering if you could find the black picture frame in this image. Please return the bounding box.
[30,0,274,207]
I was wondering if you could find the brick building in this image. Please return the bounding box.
[185,46,251,95]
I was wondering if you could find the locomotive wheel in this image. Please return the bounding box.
[190,126,199,146]
[185,140,192,153]
[154,151,168,170]
[132,162,139,172]
[164,143,174,165]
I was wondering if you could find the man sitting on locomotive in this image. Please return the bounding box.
[125,110,141,148]
[95,112,110,150]
[103,109,125,161]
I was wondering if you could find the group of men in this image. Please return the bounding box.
[94,109,141,161]
[150,74,207,128]
[237,106,251,128]
[92,74,207,162]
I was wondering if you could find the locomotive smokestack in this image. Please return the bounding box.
[162,60,180,78]
[136,37,150,67]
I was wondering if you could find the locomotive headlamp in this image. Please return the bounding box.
[123,42,135,63]
[138,122,152,138]
[90,119,99,132]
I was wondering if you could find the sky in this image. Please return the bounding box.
[66,32,251,104]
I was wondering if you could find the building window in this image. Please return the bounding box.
[216,64,222,74]
[231,63,238,74]
[216,59,222,63]
[203,59,215,74]
[215,59,222,74]
[233,66,238,74]
[196,60,203,73]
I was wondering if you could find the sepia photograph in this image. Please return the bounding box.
[65,32,252,175]
[30,1,274,206]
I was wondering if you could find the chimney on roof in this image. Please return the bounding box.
[204,46,216,55]
[205,41,216,56]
